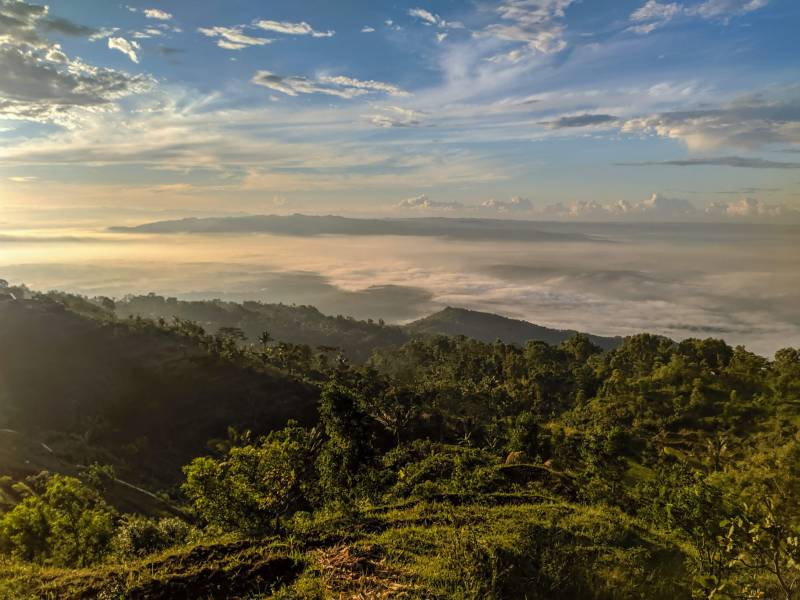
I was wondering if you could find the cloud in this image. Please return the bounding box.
[0,45,151,125]
[253,19,334,37]
[368,106,423,128]
[621,93,800,150]
[89,27,119,42]
[8,175,37,183]
[541,113,618,128]
[540,193,699,219]
[480,0,576,56]
[318,75,410,98]
[690,0,770,19]
[536,193,800,223]
[0,0,49,47]
[616,156,800,169]
[198,26,271,50]
[252,71,410,99]
[706,197,800,218]
[361,26,375,33]
[629,0,770,34]
[108,37,140,63]
[407,7,464,29]
[396,194,464,210]
[143,8,172,21]
[0,1,150,124]
[133,28,165,39]
[40,16,96,37]
[482,196,533,212]
[629,1,683,32]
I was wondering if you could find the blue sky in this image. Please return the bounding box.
[1,0,799,221]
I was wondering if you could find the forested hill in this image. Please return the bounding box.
[114,294,618,360]
[0,293,318,486]
[1,283,799,598]
[406,307,621,350]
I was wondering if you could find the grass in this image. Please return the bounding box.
[0,498,691,599]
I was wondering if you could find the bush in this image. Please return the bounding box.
[111,515,193,558]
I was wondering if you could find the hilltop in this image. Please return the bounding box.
[406,307,621,350]
[114,294,619,361]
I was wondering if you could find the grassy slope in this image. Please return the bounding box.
[0,499,690,600]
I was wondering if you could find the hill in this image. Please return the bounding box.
[109,213,600,242]
[0,295,318,486]
[405,307,622,350]
[114,294,407,363]
[1,285,798,598]
[114,295,619,361]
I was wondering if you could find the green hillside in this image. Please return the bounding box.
[0,293,318,487]
[405,306,621,350]
[0,286,798,599]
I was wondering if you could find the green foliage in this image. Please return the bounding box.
[3,290,800,598]
[0,475,116,567]
[111,515,193,558]
[182,423,320,533]
[316,381,375,505]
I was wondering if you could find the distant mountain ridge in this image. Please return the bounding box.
[110,214,603,242]
[405,306,621,350]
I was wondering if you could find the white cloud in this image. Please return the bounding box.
[8,176,37,183]
[482,196,533,212]
[706,197,799,218]
[143,8,172,20]
[89,27,118,42]
[396,194,464,210]
[408,7,464,29]
[108,37,140,63]
[629,0,770,34]
[198,26,271,50]
[252,71,410,99]
[480,0,576,56]
[621,92,800,150]
[691,0,770,19]
[253,19,334,37]
[318,75,410,98]
[133,28,164,39]
[368,106,423,128]
[0,0,150,124]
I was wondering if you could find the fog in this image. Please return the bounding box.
[1,220,798,356]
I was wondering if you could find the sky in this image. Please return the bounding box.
[1,0,800,222]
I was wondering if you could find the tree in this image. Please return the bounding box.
[0,475,116,567]
[182,424,319,533]
[317,381,374,505]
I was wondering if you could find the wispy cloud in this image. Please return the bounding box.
[252,71,409,99]
[616,156,800,169]
[396,194,464,210]
[628,0,770,34]
[253,19,334,37]
[540,113,618,128]
[198,26,271,50]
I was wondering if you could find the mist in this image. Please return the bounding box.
[1,219,797,356]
